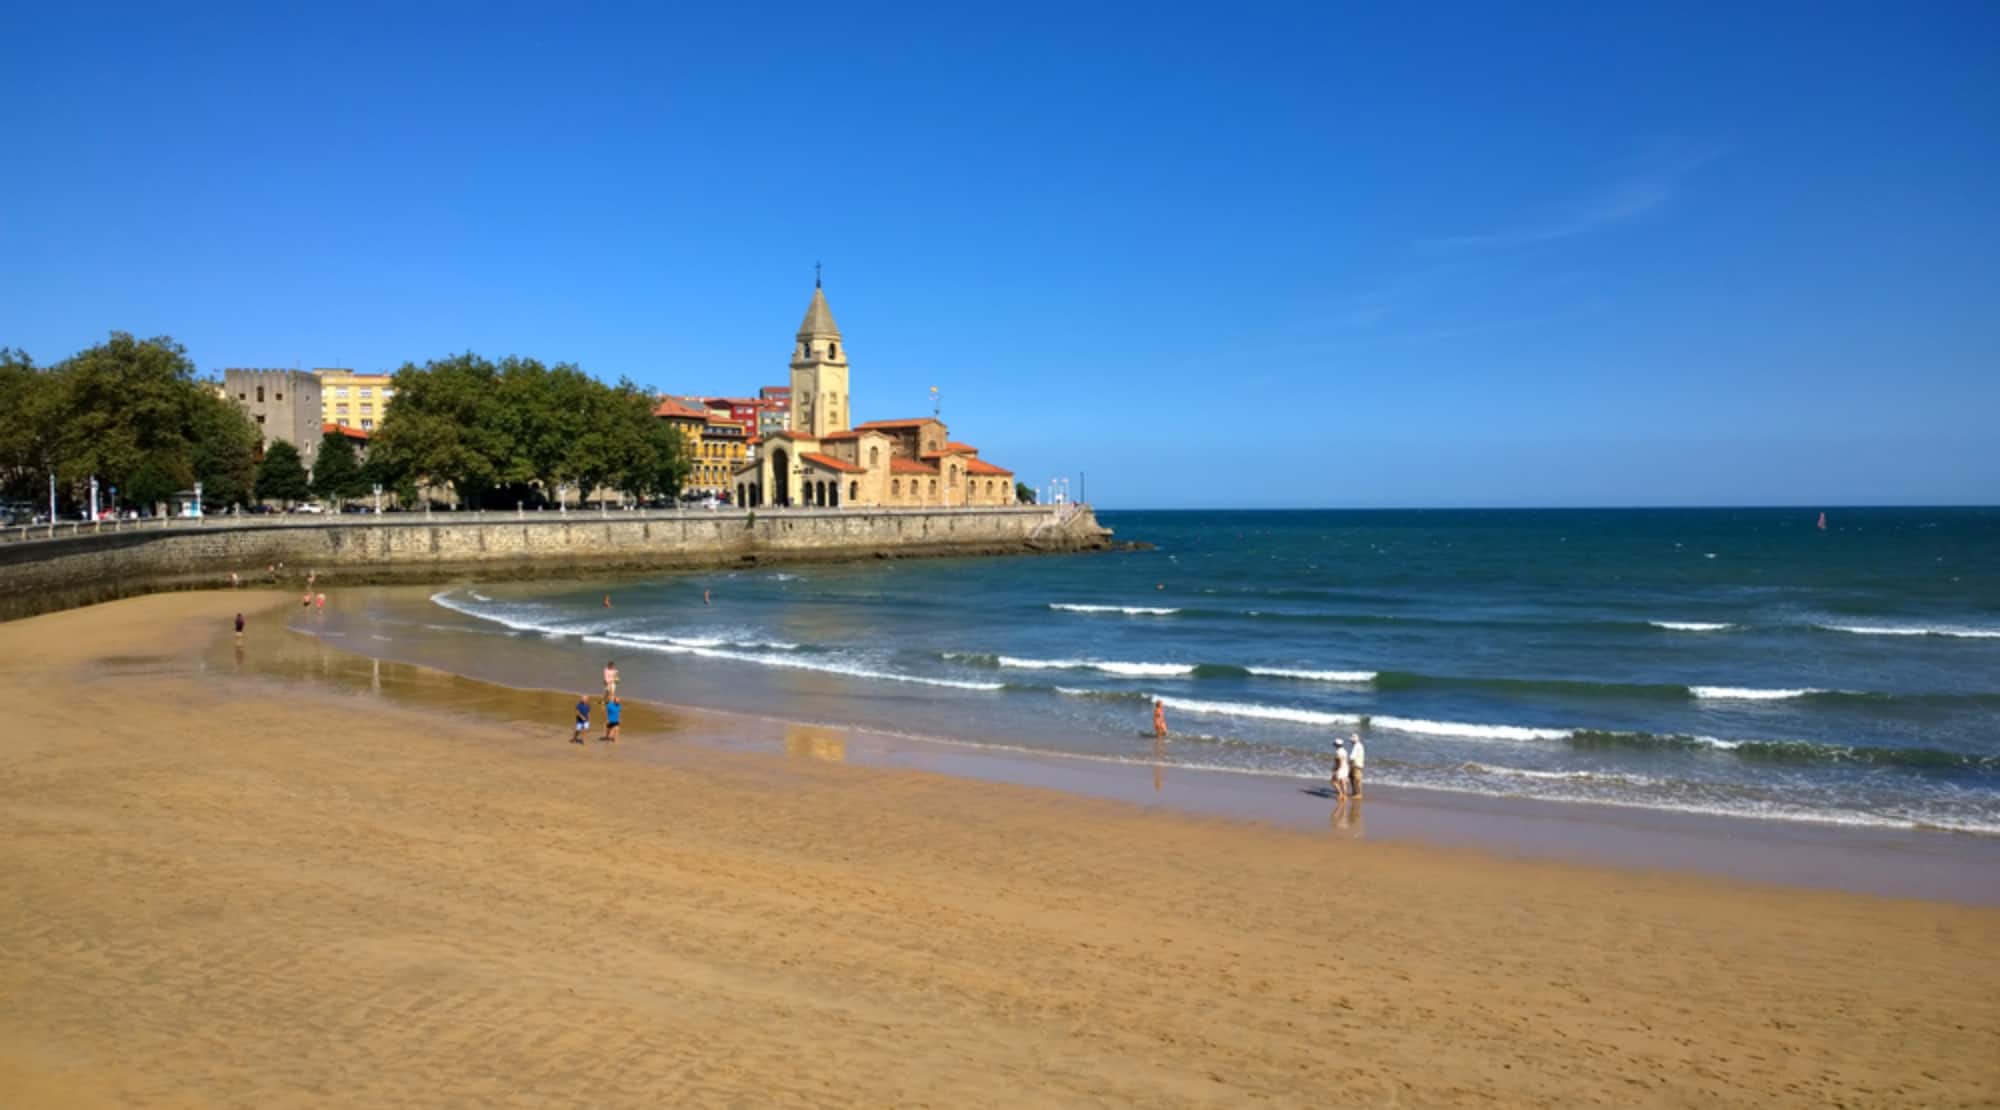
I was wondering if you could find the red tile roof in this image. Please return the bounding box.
[857,418,939,430]
[654,398,708,420]
[966,458,1014,476]
[945,442,978,454]
[320,422,370,441]
[801,452,864,473]
[889,457,939,475]
[818,430,861,441]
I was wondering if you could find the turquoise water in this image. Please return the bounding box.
[330,508,2000,835]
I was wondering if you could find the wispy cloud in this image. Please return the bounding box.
[1424,141,1724,252]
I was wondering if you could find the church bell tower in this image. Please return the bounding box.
[789,268,849,438]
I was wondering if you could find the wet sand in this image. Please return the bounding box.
[2,592,1997,1107]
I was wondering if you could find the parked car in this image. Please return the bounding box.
[289,503,326,514]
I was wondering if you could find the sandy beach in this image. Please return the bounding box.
[2,592,1997,1108]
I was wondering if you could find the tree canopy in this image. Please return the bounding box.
[255,441,311,505]
[2,335,696,515]
[310,429,366,503]
[369,354,689,508]
[0,334,260,514]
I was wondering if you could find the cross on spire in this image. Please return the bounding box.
[815,261,822,288]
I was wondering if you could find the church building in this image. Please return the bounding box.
[733,279,1016,509]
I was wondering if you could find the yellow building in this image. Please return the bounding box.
[693,415,749,498]
[316,369,396,432]
[734,279,1016,509]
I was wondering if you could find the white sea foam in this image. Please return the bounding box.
[1246,667,1378,683]
[1691,686,1822,701]
[1370,716,1573,742]
[470,592,491,602]
[1819,623,2000,640]
[1048,603,1181,616]
[1462,762,1660,786]
[429,590,600,636]
[1649,621,1734,632]
[582,634,1004,691]
[997,656,1195,677]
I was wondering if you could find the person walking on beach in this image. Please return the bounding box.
[314,592,326,611]
[603,661,619,698]
[603,695,622,743]
[1331,741,1352,802]
[233,612,245,644]
[572,694,591,744]
[1152,698,1168,739]
[1347,733,1366,799]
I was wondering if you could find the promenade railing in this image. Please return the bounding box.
[0,502,1085,549]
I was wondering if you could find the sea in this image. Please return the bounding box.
[315,508,2000,837]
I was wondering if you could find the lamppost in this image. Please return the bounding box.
[89,475,99,521]
[194,482,204,519]
[373,483,383,515]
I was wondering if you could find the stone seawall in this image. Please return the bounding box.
[0,506,1112,621]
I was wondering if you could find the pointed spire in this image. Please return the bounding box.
[797,282,840,338]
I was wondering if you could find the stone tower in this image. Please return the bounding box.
[789,276,849,438]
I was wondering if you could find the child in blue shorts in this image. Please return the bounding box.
[572,694,590,744]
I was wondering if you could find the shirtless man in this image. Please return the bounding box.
[603,661,619,698]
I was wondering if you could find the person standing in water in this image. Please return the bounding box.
[233,613,245,644]
[572,694,591,744]
[1331,741,1351,802]
[703,589,711,606]
[603,661,619,698]
[1152,698,1167,739]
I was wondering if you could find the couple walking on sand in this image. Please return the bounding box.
[1331,733,1366,801]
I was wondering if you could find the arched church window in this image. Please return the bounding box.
[928,479,937,498]
[829,342,838,358]
[849,480,859,500]
[870,446,879,466]
[892,480,901,496]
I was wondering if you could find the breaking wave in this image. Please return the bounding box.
[1049,603,1182,616]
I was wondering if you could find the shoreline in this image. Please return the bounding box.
[5,592,1998,1106]
[292,585,2000,905]
[0,503,1122,620]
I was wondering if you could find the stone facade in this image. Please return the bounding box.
[0,506,1111,621]
[224,369,325,469]
[738,284,1015,509]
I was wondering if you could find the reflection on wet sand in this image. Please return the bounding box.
[1152,735,1165,793]
[1332,798,1365,839]
[784,723,847,762]
[211,620,688,741]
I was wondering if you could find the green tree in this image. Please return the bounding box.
[0,348,60,505]
[1015,482,1037,504]
[368,354,509,507]
[47,333,203,510]
[188,390,260,510]
[256,440,311,505]
[311,429,365,503]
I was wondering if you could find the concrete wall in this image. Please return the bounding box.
[0,506,1111,621]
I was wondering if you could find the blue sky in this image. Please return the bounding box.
[3,2,1995,508]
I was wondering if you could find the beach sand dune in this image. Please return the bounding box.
[1,593,1995,1107]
